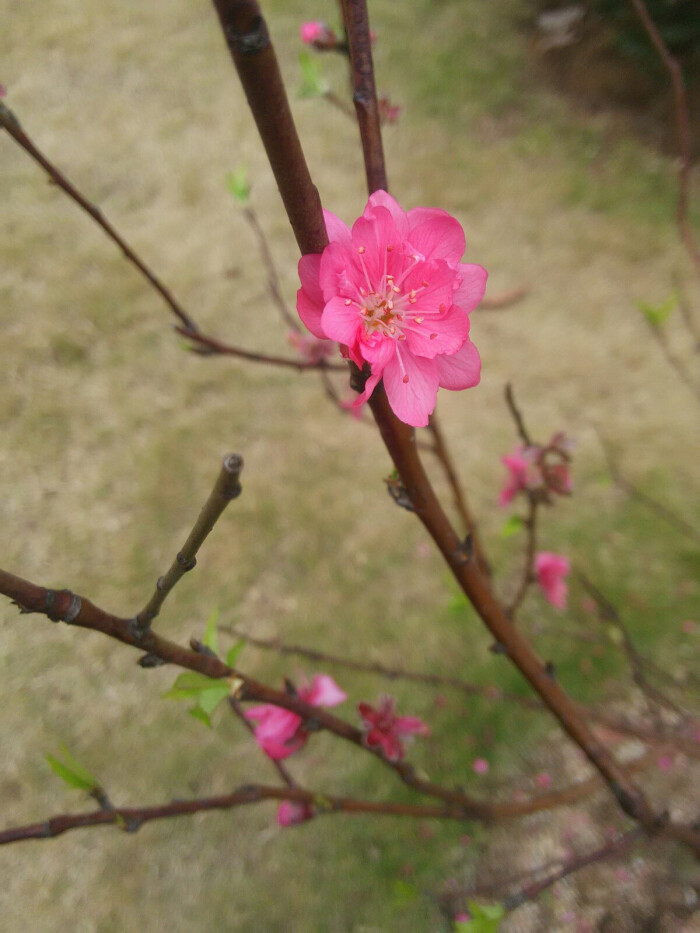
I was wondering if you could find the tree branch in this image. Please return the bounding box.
[0,102,198,332]
[135,454,244,632]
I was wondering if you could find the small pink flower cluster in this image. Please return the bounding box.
[245,673,346,760]
[246,677,429,825]
[357,694,430,761]
[499,432,573,507]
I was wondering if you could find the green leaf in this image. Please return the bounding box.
[162,671,229,700]
[500,514,524,538]
[225,166,250,204]
[637,292,677,328]
[203,607,220,656]
[188,706,212,728]
[225,639,245,668]
[455,901,505,932]
[298,50,327,98]
[197,684,231,715]
[46,746,99,793]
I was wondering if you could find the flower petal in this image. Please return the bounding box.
[395,715,430,737]
[367,190,409,239]
[403,305,470,359]
[454,263,488,312]
[383,351,439,427]
[436,341,481,391]
[407,208,466,264]
[321,295,362,346]
[296,254,326,338]
[305,674,347,707]
[323,208,351,247]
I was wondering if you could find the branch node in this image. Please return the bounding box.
[137,652,167,669]
[176,553,197,572]
[224,15,269,55]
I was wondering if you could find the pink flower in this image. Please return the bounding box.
[534,771,553,789]
[297,190,486,427]
[499,446,540,506]
[300,20,336,45]
[472,757,489,774]
[534,552,570,609]
[277,800,314,827]
[245,673,346,760]
[357,695,429,761]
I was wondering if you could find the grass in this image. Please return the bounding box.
[1,0,699,929]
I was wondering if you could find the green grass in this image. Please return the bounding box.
[1,0,698,929]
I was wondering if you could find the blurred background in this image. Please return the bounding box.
[1,1,698,929]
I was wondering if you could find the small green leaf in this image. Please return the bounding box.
[637,292,677,328]
[298,50,327,98]
[458,901,505,932]
[46,746,99,793]
[189,706,212,728]
[225,640,245,668]
[225,166,250,204]
[500,514,524,538]
[203,607,220,656]
[197,684,231,715]
[162,671,229,700]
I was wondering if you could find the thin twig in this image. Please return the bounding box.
[504,383,533,446]
[135,454,244,632]
[598,434,700,545]
[642,315,700,404]
[426,412,491,577]
[175,325,345,370]
[223,624,700,759]
[577,571,684,719]
[506,496,538,618]
[0,102,198,332]
[242,205,300,331]
[630,0,700,279]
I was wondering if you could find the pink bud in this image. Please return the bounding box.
[472,757,489,774]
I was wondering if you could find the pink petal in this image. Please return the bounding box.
[436,341,481,390]
[395,715,430,737]
[366,190,409,239]
[350,207,403,285]
[319,241,354,303]
[323,208,352,247]
[383,351,439,427]
[472,757,489,774]
[407,209,466,265]
[321,295,362,345]
[296,254,326,338]
[454,263,488,312]
[277,800,313,826]
[403,304,470,360]
[402,258,459,316]
[304,674,347,707]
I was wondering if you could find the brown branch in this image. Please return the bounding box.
[174,325,345,370]
[210,0,327,256]
[630,0,700,279]
[339,0,387,193]
[222,624,700,760]
[6,568,691,830]
[207,0,698,853]
[426,412,491,577]
[0,102,198,332]
[0,784,475,847]
[135,454,244,632]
